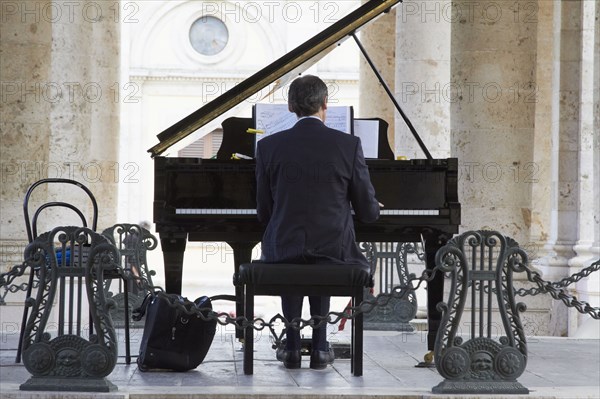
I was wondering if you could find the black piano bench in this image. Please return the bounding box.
[237,262,373,376]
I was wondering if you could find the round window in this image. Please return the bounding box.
[189,16,229,56]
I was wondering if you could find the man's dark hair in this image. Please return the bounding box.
[288,75,328,117]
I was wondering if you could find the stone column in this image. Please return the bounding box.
[117,77,145,225]
[0,1,120,316]
[450,0,537,246]
[533,0,598,336]
[569,0,600,266]
[568,0,600,335]
[1,2,54,264]
[544,0,582,276]
[528,0,568,336]
[450,1,556,335]
[46,0,120,230]
[358,2,396,152]
[395,0,452,159]
[529,0,559,268]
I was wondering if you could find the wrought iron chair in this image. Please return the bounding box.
[432,230,530,394]
[101,224,158,337]
[19,226,119,392]
[16,178,98,363]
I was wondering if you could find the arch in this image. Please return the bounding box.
[129,1,285,72]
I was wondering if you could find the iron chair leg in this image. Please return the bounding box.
[123,281,131,364]
[15,270,35,363]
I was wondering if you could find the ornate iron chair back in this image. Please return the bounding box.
[17,178,99,363]
[101,223,158,326]
[19,226,119,392]
[24,178,98,242]
[360,242,419,331]
[432,230,529,394]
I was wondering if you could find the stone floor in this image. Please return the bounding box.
[1,324,599,399]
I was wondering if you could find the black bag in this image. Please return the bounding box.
[133,293,217,371]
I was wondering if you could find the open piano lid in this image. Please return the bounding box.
[147,0,402,158]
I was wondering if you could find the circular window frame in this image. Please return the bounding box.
[182,9,242,65]
[189,15,229,57]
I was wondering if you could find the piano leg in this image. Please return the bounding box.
[160,233,187,295]
[229,242,258,340]
[424,236,446,353]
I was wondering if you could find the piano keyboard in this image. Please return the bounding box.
[176,209,257,215]
[377,209,439,216]
[175,209,440,216]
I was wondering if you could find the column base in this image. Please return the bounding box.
[20,377,118,392]
[432,379,529,394]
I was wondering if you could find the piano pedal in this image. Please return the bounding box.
[415,350,435,368]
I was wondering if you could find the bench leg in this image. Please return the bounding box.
[352,288,364,376]
[350,294,354,375]
[243,285,254,375]
[16,271,36,363]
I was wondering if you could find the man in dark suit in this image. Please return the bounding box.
[255,75,380,369]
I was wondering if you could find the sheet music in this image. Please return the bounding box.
[254,103,352,143]
[353,119,379,158]
[324,106,352,133]
[255,104,297,142]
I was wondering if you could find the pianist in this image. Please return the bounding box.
[255,75,380,370]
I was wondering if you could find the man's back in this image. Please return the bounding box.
[256,117,379,264]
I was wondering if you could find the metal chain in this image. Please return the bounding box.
[520,262,600,319]
[514,260,600,297]
[474,259,600,319]
[131,266,440,334]
[0,262,30,305]
[3,251,599,329]
[137,257,600,329]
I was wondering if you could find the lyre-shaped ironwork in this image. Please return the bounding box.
[101,223,158,326]
[432,230,529,394]
[360,242,419,331]
[20,226,119,392]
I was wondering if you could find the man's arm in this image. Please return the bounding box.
[348,138,380,223]
[255,142,273,224]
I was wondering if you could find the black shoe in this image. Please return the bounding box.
[309,350,335,370]
[279,350,301,369]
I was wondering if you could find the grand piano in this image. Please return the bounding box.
[148,0,460,352]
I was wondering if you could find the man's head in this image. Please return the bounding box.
[288,75,328,118]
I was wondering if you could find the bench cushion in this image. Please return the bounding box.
[238,262,372,287]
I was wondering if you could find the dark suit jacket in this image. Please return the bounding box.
[256,117,380,266]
